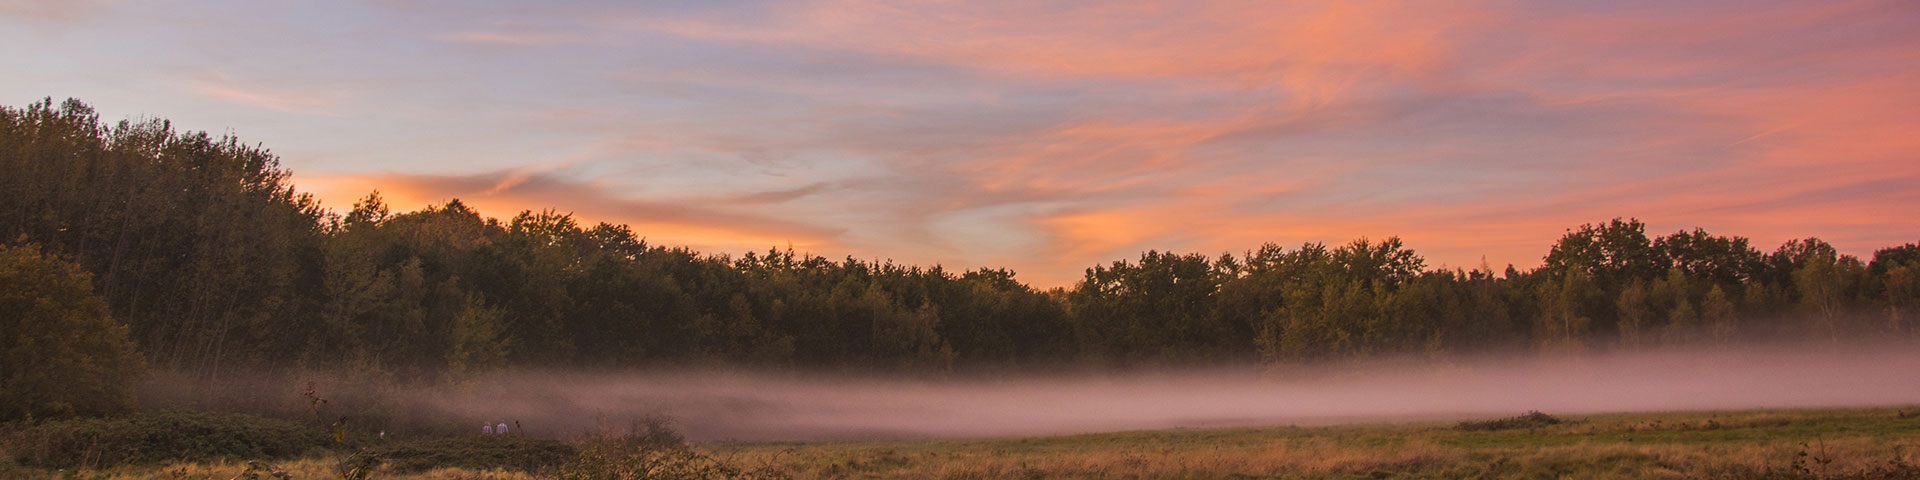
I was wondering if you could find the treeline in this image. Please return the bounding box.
[1075,225,1918,364]
[5,99,1919,387]
[0,99,1068,384]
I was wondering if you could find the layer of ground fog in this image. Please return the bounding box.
[6,407,1917,479]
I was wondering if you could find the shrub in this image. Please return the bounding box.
[551,417,782,480]
[0,410,327,469]
[373,435,577,474]
[0,243,147,421]
[1456,410,1564,431]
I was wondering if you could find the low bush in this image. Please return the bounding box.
[1455,410,1564,431]
[553,418,783,480]
[373,434,577,474]
[0,410,327,468]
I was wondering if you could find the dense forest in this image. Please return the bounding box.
[4,98,1918,420]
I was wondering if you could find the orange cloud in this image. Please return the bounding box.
[300,169,846,255]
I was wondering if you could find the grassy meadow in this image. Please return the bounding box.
[710,407,1920,479]
[7,407,1917,479]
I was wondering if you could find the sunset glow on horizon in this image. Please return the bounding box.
[5,0,1917,288]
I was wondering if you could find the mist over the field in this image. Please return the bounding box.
[419,341,1920,441]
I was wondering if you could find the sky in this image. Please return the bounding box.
[3,0,1917,288]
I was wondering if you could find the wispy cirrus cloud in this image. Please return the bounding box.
[436,30,582,47]
[187,73,346,115]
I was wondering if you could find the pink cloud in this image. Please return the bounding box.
[298,0,1920,286]
[623,0,1486,105]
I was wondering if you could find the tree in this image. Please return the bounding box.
[1542,218,1660,338]
[1655,268,1697,345]
[1070,250,1229,365]
[1885,265,1917,334]
[1544,218,1661,286]
[445,294,509,380]
[1868,243,1920,276]
[1870,244,1920,334]
[1654,228,1764,287]
[1702,284,1737,344]
[1780,238,1864,341]
[1536,269,1598,353]
[1615,280,1650,349]
[0,99,325,378]
[0,243,147,420]
[934,268,1073,367]
[1665,297,1697,345]
[1332,237,1425,290]
[1459,264,1517,350]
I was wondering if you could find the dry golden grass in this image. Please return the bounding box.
[714,407,1920,479]
[12,407,1917,478]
